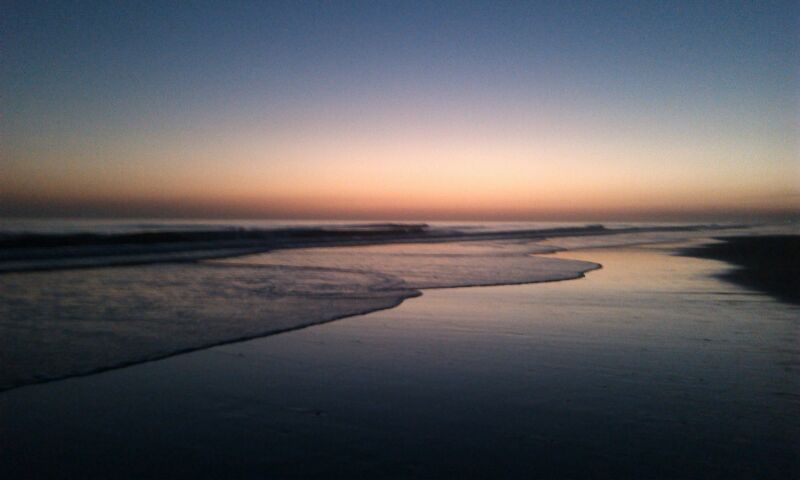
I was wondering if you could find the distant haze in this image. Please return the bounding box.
[2,1,797,221]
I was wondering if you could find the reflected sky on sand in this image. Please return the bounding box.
[1,243,797,478]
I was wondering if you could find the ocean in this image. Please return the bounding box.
[0,219,797,478]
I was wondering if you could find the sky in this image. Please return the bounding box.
[1,0,798,221]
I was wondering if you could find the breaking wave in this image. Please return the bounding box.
[0,222,739,273]
[0,221,750,392]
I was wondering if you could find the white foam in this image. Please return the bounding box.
[218,240,598,289]
[0,263,416,391]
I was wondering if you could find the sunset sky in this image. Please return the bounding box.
[2,1,797,220]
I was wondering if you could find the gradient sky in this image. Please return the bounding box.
[2,0,797,220]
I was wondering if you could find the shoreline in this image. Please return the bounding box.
[3,232,791,395]
[0,223,740,273]
[3,243,796,479]
[0,251,600,395]
[679,235,800,306]
[0,291,419,394]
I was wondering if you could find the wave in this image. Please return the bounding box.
[0,263,421,392]
[0,221,759,392]
[0,223,741,273]
[0,225,616,393]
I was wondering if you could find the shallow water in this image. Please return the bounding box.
[218,240,597,289]
[0,220,745,272]
[0,237,601,391]
[1,243,797,478]
[0,263,415,391]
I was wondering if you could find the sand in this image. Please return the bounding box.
[1,243,797,479]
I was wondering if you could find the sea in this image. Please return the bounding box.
[0,218,797,478]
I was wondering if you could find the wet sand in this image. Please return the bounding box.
[680,235,800,305]
[1,243,797,479]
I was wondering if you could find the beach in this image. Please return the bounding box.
[5,2,798,478]
[681,235,800,305]
[1,238,797,479]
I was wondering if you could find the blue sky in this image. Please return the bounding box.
[2,1,797,219]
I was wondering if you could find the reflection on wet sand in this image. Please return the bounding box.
[1,243,796,478]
